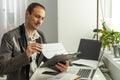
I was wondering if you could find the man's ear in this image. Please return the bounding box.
[25,11,30,17]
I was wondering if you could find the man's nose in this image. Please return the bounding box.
[38,18,43,24]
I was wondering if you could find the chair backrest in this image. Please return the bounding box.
[77,38,102,60]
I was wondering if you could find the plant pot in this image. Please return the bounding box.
[117,46,120,57]
[113,45,120,58]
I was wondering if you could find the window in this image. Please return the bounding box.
[111,0,120,31]
[0,0,28,43]
[102,0,120,31]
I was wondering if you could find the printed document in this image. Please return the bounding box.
[42,43,68,59]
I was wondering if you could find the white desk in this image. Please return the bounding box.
[30,65,106,80]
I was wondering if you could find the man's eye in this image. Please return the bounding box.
[35,15,44,20]
[35,15,40,18]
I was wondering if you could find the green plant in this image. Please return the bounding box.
[93,22,120,50]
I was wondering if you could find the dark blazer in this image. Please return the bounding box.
[0,24,47,80]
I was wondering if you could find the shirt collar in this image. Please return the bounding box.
[24,24,40,41]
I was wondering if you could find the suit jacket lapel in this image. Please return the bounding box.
[18,24,27,53]
[36,37,42,44]
[18,24,30,79]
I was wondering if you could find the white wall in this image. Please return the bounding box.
[58,0,97,53]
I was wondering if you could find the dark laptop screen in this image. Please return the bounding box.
[77,38,102,60]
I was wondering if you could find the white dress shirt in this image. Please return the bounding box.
[25,29,40,77]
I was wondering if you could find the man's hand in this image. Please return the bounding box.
[26,42,43,58]
[55,60,69,72]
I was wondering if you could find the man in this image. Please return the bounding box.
[0,3,69,80]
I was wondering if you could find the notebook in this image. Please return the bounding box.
[40,53,77,68]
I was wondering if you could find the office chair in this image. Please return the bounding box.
[77,38,102,61]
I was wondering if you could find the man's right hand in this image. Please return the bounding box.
[26,42,43,58]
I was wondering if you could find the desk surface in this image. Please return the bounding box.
[30,65,106,80]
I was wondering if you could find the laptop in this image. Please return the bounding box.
[67,66,95,80]
[68,38,102,79]
[68,57,103,80]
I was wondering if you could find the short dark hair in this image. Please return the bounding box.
[26,3,45,14]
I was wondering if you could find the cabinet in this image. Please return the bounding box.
[103,53,120,80]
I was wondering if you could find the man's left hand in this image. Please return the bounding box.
[55,60,69,72]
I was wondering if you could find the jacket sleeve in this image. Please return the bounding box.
[0,33,30,75]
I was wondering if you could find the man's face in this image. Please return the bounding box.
[26,6,45,30]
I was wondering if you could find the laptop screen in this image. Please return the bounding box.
[77,38,102,60]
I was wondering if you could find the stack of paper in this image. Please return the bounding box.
[47,73,80,80]
[72,59,98,69]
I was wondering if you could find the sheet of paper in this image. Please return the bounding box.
[72,59,98,68]
[42,43,68,59]
[47,73,80,80]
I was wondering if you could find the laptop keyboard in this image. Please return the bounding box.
[77,69,92,78]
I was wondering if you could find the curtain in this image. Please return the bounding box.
[0,1,41,79]
[0,0,28,43]
[112,0,120,31]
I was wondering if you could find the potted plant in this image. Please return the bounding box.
[93,22,120,52]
